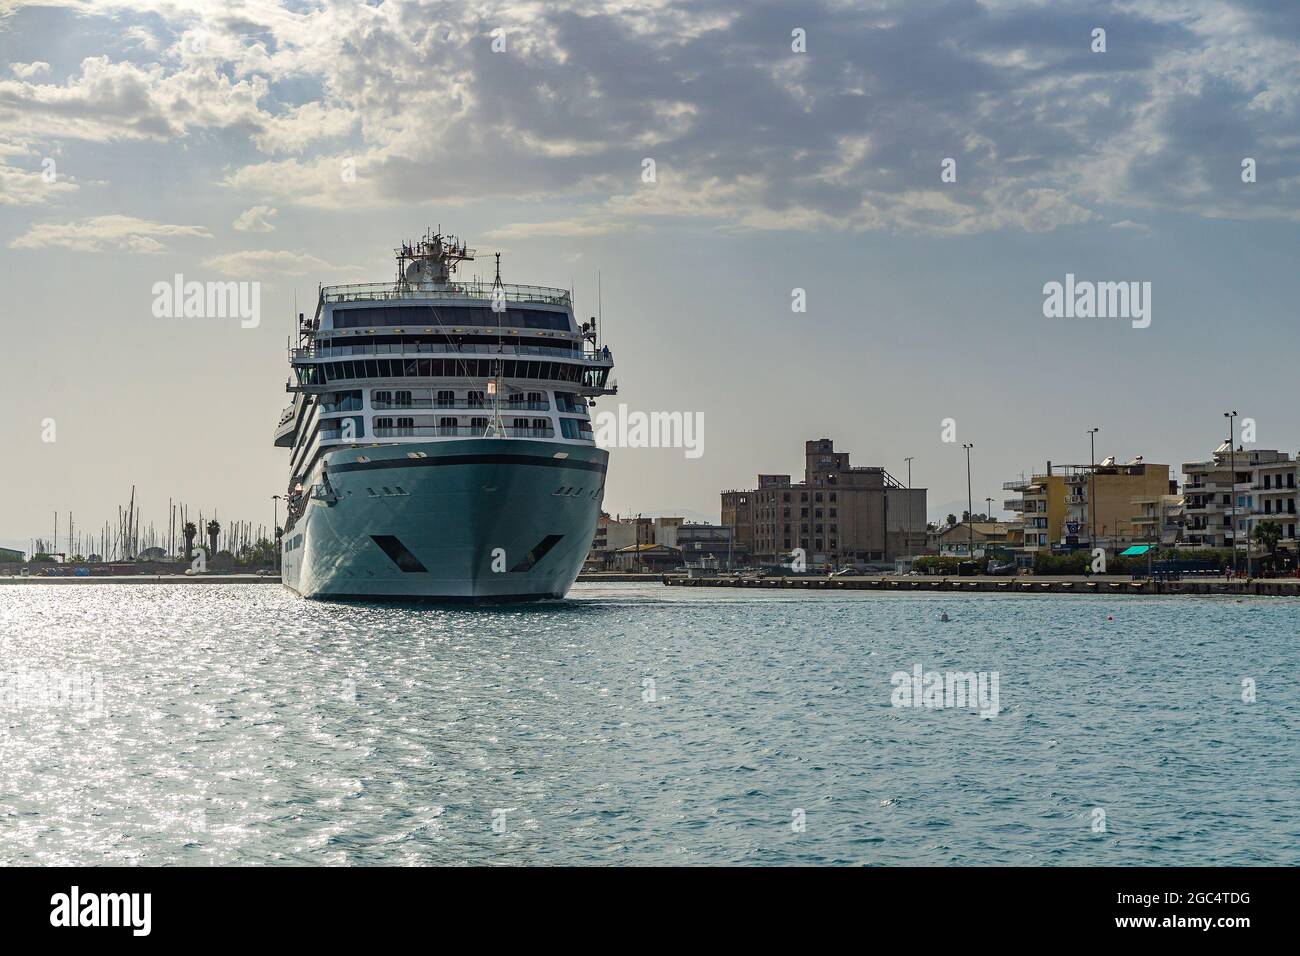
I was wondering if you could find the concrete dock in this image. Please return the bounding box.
[664,574,1300,597]
[0,574,282,585]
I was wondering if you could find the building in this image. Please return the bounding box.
[933,521,1014,558]
[1005,456,1171,559]
[1183,444,1297,559]
[674,522,745,570]
[1004,469,1066,561]
[587,513,639,569]
[588,515,743,570]
[0,546,23,563]
[1129,494,1185,547]
[614,543,682,572]
[721,438,927,568]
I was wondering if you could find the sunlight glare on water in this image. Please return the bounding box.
[0,583,1295,865]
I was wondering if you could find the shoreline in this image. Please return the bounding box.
[665,573,1300,597]
[5,571,1296,597]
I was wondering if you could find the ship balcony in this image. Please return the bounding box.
[321,280,572,307]
[291,341,613,365]
[367,425,557,439]
[371,398,551,411]
[273,416,298,447]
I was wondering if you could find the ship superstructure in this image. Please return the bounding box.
[273,230,615,600]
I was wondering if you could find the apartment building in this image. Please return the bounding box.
[1004,469,1066,560]
[722,438,927,567]
[1183,444,1297,556]
[1005,457,1171,558]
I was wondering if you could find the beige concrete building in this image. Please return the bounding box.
[722,438,927,567]
[933,521,1014,558]
[1183,444,1298,560]
[1005,457,1172,557]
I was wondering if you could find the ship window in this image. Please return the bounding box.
[373,390,392,406]
[532,418,549,431]
[393,390,412,407]
[560,418,580,439]
[332,306,570,330]
[512,418,529,429]
[471,417,488,430]
[467,391,485,407]
[440,417,458,429]
[527,392,545,406]
[396,417,414,429]
[437,390,455,407]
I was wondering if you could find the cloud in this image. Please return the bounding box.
[9,214,211,251]
[10,62,51,80]
[482,219,627,241]
[6,0,1300,235]
[0,158,78,205]
[233,204,277,233]
[201,249,352,278]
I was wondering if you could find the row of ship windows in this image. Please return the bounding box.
[317,415,593,440]
[331,306,571,331]
[323,389,586,413]
[300,359,596,385]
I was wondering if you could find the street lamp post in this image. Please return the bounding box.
[963,443,975,561]
[1224,411,1238,577]
[1086,427,1100,551]
[905,456,914,555]
[272,494,282,573]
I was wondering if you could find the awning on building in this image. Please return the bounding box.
[1119,545,1153,556]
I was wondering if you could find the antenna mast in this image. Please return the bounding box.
[484,250,506,438]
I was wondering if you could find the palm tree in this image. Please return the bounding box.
[206,520,221,557]
[1252,520,1282,572]
[182,522,197,562]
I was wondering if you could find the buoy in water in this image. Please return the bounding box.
[940,612,950,622]
[1107,615,1113,621]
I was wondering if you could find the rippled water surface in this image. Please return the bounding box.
[0,583,1295,865]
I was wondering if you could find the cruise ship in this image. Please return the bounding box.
[273,230,615,601]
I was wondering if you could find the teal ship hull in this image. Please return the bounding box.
[281,439,607,602]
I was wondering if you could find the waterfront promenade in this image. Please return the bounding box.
[666,573,1300,597]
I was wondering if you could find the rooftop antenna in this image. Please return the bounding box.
[484,250,506,439]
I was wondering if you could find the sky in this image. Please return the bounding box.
[1,0,1299,553]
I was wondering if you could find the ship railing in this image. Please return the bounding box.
[291,342,612,364]
[369,426,556,439]
[372,399,551,411]
[321,280,571,306]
